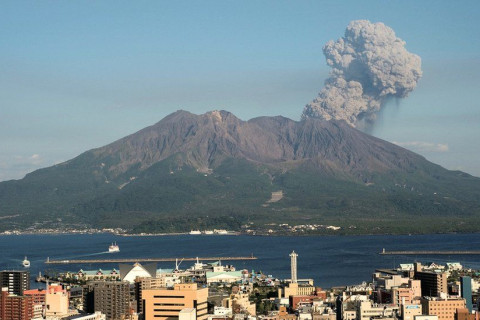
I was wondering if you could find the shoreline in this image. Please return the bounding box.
[0,229,478,237]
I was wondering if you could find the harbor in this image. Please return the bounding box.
[45,255,258,264]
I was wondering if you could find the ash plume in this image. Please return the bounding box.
[302,20,422,129]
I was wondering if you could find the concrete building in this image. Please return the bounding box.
[421,297,466,320]
[23,289,46,306]
[32,304,43,320]
[415,316,438,320]
[83,281,130,320]
[414,263,447,297]
[393,286,417,306]
[143,283,208,320]
[278,283,319,299]
[0,271,30,295]
[279,283,298,299]
[455,308,475,320]
[313,315,336,320]
[354,301,399,320]
[213,306,232,316]
[373,273,410,290]
[402,304,422,320]
[68,311,107,320]
[460,277,473,313]
[278,306,297,320]
[45,283,69,319]
[179,308,197,320]
[0,287,35,320]
[342,310,357,320]
[222,292,255,316]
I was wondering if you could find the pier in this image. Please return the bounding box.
[45,256,257,264]
[380,249,480,255]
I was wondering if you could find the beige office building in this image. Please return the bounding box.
[402,304,422,320]
[421,297,466,320]
[143,284,208,320]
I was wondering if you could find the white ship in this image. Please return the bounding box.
[22,256,30,268]
[108,242,120,253]
[189,230,201,235]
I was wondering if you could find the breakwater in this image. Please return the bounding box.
[380,250,480,255]
[45,255,257,264]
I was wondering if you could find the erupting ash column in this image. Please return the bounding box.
[290,250,298,283]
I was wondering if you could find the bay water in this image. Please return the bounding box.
[1,233,480,289]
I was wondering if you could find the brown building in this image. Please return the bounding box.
[23,289,46,306]
[421,297,466,320]
[278,306,296,320]
[414,263,447,297]
[135,276,181,313]
[288,289,326,311]
[455,308,475,320]
[278,283,321,299]
[83,281,130,320]
[0,288,35,320]
[143,283,208,320]
[392,287,415,306]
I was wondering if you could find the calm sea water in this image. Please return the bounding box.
[1,233,480,289]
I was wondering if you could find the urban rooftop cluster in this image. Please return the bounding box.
[1,252,480,320]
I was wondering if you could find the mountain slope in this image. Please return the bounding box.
[1,110,479,234]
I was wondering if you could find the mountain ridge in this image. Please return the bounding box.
[1,110,479,234]
[82,109,434,177]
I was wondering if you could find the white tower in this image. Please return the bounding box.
[290,250,298,283]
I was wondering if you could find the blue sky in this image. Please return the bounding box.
[1,0,479,180]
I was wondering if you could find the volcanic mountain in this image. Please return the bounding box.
[1,110,479,234]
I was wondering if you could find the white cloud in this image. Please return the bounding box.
[393,141,449,153]
[0,154,46,181]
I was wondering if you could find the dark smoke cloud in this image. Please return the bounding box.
[302,20,422,129]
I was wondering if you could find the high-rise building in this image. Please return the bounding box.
[135,277,168,314]
[413,264,447,297]
[142,283,208,320]
[0,288,35,320]
[0,271,30,295]
[83,281,130,320]
[460,277,472,313]
[290,251,298,283]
